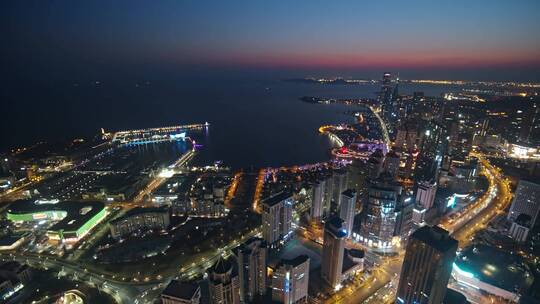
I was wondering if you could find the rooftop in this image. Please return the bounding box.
[410,225,457,253]
[341,189,356,199]
[277,254,310,268]
[261,191,292,207]
[7,199,105,232]
[110,206,169,225]
[161,280,200,300]
[455,244,533,293]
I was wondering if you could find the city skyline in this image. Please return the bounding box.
[1,2,540,304]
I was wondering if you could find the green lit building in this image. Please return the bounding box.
[6,200,107,244]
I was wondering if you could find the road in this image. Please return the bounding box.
[327,152,512,303]
[132,149,196,204]
[368,106,391,149]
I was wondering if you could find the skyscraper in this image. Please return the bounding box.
[384,150,401,178]
[332,169,348,210]
[507,179,540,228]
[207,257,241,304]
[321,217,346,289]
[310,181,325,221]
[271,255,310,304]
[396,226,458,304]
[232,238,267,303]
[415,181,437,210]
[262,192,293,248]
[359,173,403,251]
[339,189,356,238]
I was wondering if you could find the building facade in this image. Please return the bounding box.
[232,238,267,303]
[339,189,357,238]
[271,255,310,304]
[109,207,170,239]
[396,226,458,304]
[507,180,540,227]
[321,217,346,289]
[207,257,240,304]
[262,192,293,248]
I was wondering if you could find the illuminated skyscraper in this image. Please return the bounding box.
[271,255,310,304]
[339,189,356,238]
[310,181,325,221]
[321,217,346,289]
[359,173,402,251]
[332,169,348,210]
[396,226,458,304]
[262,192,293,248]
[232,238,267,303]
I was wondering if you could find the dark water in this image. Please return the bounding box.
[1,78,462,168]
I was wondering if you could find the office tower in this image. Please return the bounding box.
[415,181,437,210]
[321,217,346,289]
[232,238,267,303]
[323,174,334,217]
[339,189,357,238]
[395,195,414,239]
[332,169,348,210]
[507,179,540,228]
[310,181,325,221]
[359,173,402,250]
[272,255,310,304]
[262,192,293,247]
[208,257,240,304]
[396,226,458,304]
[384,150,401,178]
[415,120,447,182]
[161,280,201,304]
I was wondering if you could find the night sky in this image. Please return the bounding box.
[1,0,540,81]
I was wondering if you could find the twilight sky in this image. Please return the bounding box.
[2,0,540,81]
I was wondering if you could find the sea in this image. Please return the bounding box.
[2,77,464,169]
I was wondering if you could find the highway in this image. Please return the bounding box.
[326,152,512,303]
[368,106,391,149]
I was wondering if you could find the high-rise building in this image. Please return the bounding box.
[232,238,267,303]
[310,181,325,221]
[395,195,414,239]
[415,120,447,182]
[321,217,346,289]
[339,189,357,238]
[332,169,348,211]
[507,179,540,228]
[359,173,402,251]
[207,257,241,304]
[396,226,458,304]
[323,174,334,217]
[271,255,310,304]
[161,280,201,304]
[415,181,437,210]
[384,150,401,178]
[262,192,293,248]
